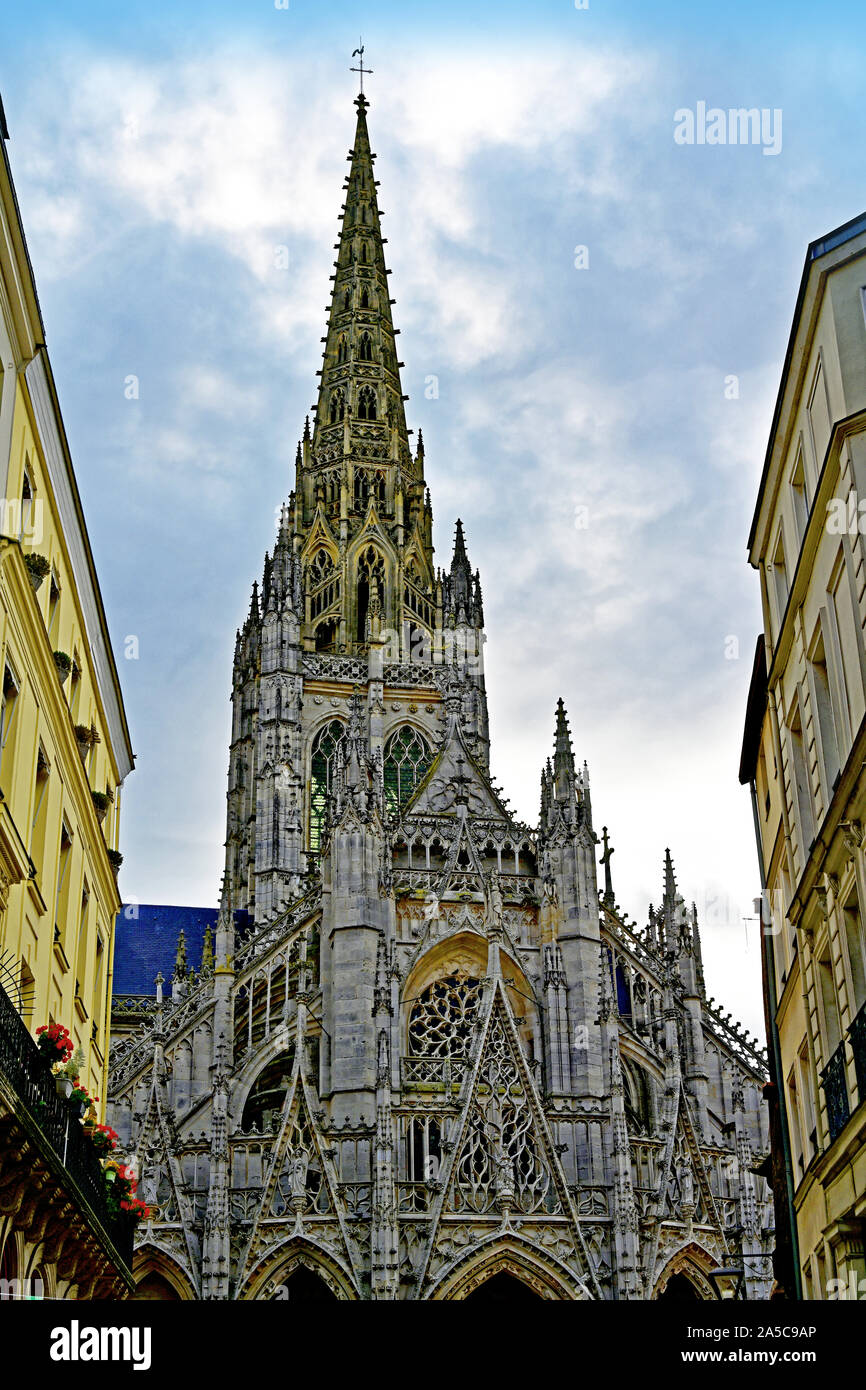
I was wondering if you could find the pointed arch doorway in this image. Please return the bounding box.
[273,1266,338,1302]
[656,1272,703,1301]
[462,1271,544,1302]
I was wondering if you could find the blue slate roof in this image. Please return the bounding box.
[113,904,218,996]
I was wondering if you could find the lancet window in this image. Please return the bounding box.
[384,725,431,816]
[356,545,385,642]
[309,719,345,852]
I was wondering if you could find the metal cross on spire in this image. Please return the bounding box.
[350,41,373,95]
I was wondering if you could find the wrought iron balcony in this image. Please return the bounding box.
[821,1039,850,1144]
[850,999,866,1108]
[0,978,133,1270]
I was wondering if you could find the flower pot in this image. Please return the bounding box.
[54,1076,73,1101]
[53,651,72,684]
[24,555,51,591]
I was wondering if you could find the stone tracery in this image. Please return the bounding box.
[106,89,774,1305]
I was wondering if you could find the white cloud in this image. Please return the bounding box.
[7,36,830,1042]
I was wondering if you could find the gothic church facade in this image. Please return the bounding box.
[107,95,774,1301]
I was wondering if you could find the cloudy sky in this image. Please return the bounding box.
[3,0,865,1036]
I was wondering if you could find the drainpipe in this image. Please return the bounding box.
[749,777,802,1299]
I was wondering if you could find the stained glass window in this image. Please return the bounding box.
[384,726,431,817]
[408,973,483,1057]
[309,720,345,852]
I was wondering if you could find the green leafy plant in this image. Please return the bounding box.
[24,553,51,589]
[84,1122,118,1157]
[53,651,72,682]
[56,1045,86,1081]
[103,1162,150,1223]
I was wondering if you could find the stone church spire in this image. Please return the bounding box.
[443,519,484,628]
[289,92,437,657]
[311,93,411,465]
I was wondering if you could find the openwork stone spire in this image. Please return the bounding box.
[311,94,411,466]
[443,519,484,628]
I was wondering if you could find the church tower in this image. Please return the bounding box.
[108,83,775,1303]
[225,93,488,926]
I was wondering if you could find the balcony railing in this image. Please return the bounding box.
[850,1000,866,1107]
[0,979,133,1267]
[401,1055,469,1090]
[821,1039,850,1144]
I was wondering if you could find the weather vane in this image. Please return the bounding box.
[350,40,372,96]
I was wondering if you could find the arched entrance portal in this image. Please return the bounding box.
[463,1272,544,1303]
[272,1266,338,1302]
[133,1273,181,1301]
[657,1272,703,1301]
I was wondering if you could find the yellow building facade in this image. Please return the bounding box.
[742,212,866,1299]
[0,102,135,1297]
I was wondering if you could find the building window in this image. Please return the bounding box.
[356,545,384,642]
[407,972,483,1057]
[21,465,34,540]
[817,948,842,1057]
[797,1040,817,1162]
[790,450,809,546]
[770,530,788,632]
[757,741,770,818]
[357,385,377,421]
[354,471,370,512]
[623,1058,653,1135]
[93,932,106,1042]
[329,389,345,424]
[807,360,832,469]
[830,561,864,735]
[75,884,90,1009]
[842,888,866,1016]
[0,663,20,790]
[787,698,814,860]
[384,726,431,817]
[314,618,338,652]
[47,570,60,642]
[54,821,73,948]
[308,548,339,624]
[69,652,82,720]
[615,960,631,1017]
[358,331,373,361]
[406,1115,442,1181]
[786,1063,804,1174]
[19,960,35,1027]
[808,630,840,796]
[308,720,345,853]
[30,744,50,868]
